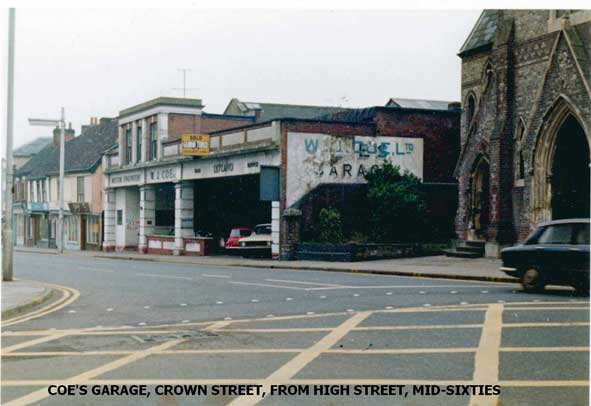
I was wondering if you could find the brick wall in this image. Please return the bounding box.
[167,114,252,140]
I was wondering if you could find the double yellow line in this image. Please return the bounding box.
[2,281,80,327]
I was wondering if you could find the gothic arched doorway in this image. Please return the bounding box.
[551,115,590,219]
[532,97,591,224]
[469,158,489,240]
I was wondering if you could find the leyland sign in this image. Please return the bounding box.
[181,133,210,156]
[286,132,423,207]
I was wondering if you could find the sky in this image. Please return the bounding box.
[1,8,482,149]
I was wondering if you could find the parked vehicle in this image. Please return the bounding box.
[225,227,253,249]
[500,219,590,294]
[236,224,272,257]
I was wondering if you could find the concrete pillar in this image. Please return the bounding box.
[271,201,280,260]
[117,126,124,167]
[174,181,194,255]
[139,185,155,254]
[102,188,116,251]
[157,113,168,161]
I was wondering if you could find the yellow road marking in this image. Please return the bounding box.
[228,311,371,406]
[2,333,69,354]
[501,346,589,352]
[4,338,184,406]
[471,303,503,406]
[2,283,80,327]
[354,324,483,331]
[503,322,589,328]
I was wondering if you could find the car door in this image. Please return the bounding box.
[564,223,591,279]
[534,224,574,281]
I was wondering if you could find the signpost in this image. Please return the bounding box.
[181,134,210,156]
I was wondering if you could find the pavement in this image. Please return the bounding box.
[1,251,588,405]
[1,280,54,320]
[14,246,513,283]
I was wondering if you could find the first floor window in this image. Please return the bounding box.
[149,122,158,160]
[87,215,100,244]
[77,176,85,202]
[125,128,133,164]
[116,210,123,226]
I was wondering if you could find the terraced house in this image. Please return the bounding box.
[13,117,118,250]
[454,9,590,257]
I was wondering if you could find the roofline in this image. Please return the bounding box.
[209,117,375,135]
[227,98,350,110]
[119,97,204,118]
[458,10,487,54]
[458,42,493,58]
[201,112,257,121]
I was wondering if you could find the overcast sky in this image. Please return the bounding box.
[1,9,481,149]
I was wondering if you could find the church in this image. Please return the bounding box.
[454,10,591,257]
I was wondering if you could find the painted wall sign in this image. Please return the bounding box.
[182,150,280,181]
[286,132,423,207]
[109,171,143,187]
[147,165,180,184]
[181,133,210,156]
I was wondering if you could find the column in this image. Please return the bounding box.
[139,185,155,254]
[157,113,168,160]
[174,181,193,256]
[280,207,301,260]
[102,188,116,251]
[117,126,124,167]
[271,201,280,260]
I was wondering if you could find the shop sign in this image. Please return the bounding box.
[181,134,210,156]
[110,172,143,187]
[147,166,179,183]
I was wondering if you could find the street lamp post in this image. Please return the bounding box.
[29,109,66,254]
[2,8,16,282]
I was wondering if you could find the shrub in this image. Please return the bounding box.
[318,207,344,243]
[364,161,427,243]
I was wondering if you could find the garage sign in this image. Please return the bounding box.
[181,134,210,156]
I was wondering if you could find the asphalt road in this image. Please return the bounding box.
[1,252,589,406]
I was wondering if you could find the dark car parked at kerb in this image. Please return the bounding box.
[501,219,590,294]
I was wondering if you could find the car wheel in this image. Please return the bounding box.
[521,268,544,292]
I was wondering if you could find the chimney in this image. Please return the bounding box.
[53,126,75,146]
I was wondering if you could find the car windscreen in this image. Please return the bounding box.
[230,229,252,237]
[254,225,272,235]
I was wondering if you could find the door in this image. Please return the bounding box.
[80,214,87,250]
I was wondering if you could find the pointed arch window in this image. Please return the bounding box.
[465,94,476,127]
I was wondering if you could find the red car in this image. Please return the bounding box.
[225,227,253,249]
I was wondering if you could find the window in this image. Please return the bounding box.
[149,122,158,160]
[36,181,41,202]
[87,215,100,244]
[465,94,476,126]
[77,176,85,202]
[573,224,590,245]
[155,184,174,227]
[116,210,123,226]
[136,126,143,162]
[66,215,79,242]
[537,224,573,245]
[125,128,132,164]
[41,179,47,202]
